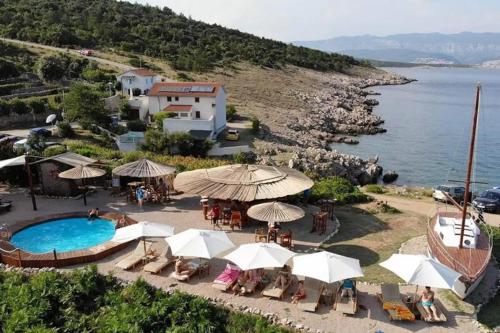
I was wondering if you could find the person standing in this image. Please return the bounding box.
[211,201,221,230]
[136,186,144,210]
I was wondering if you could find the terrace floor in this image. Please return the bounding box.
[0,188,481,333]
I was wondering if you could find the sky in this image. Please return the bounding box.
[132,0,500,42]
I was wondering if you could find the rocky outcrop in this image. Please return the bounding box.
[383,171,399,183]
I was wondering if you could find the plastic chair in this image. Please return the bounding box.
[279,230,293,249]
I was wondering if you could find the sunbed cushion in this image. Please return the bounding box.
[214,264,241,284]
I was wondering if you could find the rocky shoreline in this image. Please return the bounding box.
[255,71,414,185]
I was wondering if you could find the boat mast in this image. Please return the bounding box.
[459,84,481,249]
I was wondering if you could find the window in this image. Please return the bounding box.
[175,96,179,101]
[167,96,172,102]
[212,103,216,108]
[195,111,200,119]
[179,113,188,118]
[195,97,200,103]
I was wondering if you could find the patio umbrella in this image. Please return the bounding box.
[45,114,57,124]
[247,201,305,225]
[292,251,364,283]
[0,155,26,169]
[165,229,235,259]
[58,165,106,206]
[379,254,461,289]
[174,164,314,202]
[224,242,296,270]
[112,158,175,178]
[111,221,175,254]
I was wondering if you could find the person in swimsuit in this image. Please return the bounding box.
[274,265,291,290]
[232,271,248,295]
[291,280,306,304]
[419,286,438,321]
[88,208,99,220]
[341,279,354,298]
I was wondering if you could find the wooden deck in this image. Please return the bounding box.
[0,212,137,268]
[428,212,492,284]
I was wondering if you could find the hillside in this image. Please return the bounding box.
[0,0,358,72]
[295,32,500,65]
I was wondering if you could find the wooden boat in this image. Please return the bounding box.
[427,85,493,299]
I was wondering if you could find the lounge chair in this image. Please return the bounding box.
[262,278,292,299]
[376,284,415,321]
[333,281,358,315]
[143,246,175,274]
[242,269,266,295]
[298,283,324,312]
[115,240,154,270]
[212,263,241,291]
[415,298,447,322]
[172,260,201,282]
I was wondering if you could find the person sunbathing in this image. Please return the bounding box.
[274,265,291,290]
[232,272,248,295]
[291,280,306,304]
[341,279,354,298]
[418,286,438,321]
[175,257,195,276]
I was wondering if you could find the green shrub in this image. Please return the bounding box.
[10,98,29,115]
[109,124,128,135]
[153,112,176,128]
[312,177,369,204]
[127,120,147,132]
[226,104,237,121]
[364,184,385,194]
[28,99,47,115]
[56,121,74,138]
[132,87,142,96]
[43,145,67,157]
[251,117,260,134]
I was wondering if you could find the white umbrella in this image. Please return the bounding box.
[379,254,461,289]
[111,221,175,243]
[46,114,57,124]
[165,229,235,259]
[0,155,26,169]
[224,242,296,270]
[112,221,174,254]
[292,251,364,284]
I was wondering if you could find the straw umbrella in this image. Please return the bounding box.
[112,158,175,178]
[165,229,235,259]
[111,221,174,254]
[173,164,314,202]
[224,243,296,270]
[247,201,305,227]
[292,251,364,284]
[58,165,106,205]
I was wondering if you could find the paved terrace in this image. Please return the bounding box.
[0,189,480,333]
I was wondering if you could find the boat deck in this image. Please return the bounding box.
[428,212,492,282]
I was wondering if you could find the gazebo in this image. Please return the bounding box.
[173,164,314,202]
[58,165,107,205]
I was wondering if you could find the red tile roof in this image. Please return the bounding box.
[121,68,158,77]
[163,104,193,112]
[148,82,222,97]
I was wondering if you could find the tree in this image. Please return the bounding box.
[38,55,65,81]
[26,133,46,154]
[132,88,142,96]
[64,83,107,128]
[0,59,19,79]
[226,104,237,121]
[141,129,168,154]
[10,99,29,115]
[28,99,46,115]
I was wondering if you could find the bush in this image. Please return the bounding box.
[251,117,260,134]
[233,151,257,164]
[43,145,67,157]
[10,99,29,115]
[153,112,175,128]
[56,121,75,138]
[364,184,385,194]
[28,99,47,115]
[109,124,128,135]
[226,104,237,121]
[126,120,147,132]
[312,177,369,204]
[132,87,142,96]
[0,99,11,117]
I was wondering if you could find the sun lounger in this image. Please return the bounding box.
[212,264,242,291]
[298,284,324,312]
[143,246,175,274]
[115,241,154,270]
[262,279,292,299]
[172,260,201,282]
[415,298,447,322]
[376,284,415,321]
[242,273,264,295]
[333,282,358,315]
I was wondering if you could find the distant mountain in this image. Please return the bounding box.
[294,32,500,65]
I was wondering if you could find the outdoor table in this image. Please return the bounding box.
[312,212,328,234]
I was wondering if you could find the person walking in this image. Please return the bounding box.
[136,186,145,210]
[210,201,221,230]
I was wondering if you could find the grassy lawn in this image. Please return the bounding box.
[321,203,427,284]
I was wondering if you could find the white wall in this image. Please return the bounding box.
[214,88,227,135]
[148,95,216,121]
[117,73,160,95]
[128,96,149,120]
[163,117,214,133]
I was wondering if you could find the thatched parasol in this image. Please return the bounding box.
[112,158,175,178]
[173,164,314,202]
[59,165,106,205]
[247,201,305,224]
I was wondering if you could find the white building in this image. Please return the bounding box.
[117,69,160,95]
[148,82,226,140]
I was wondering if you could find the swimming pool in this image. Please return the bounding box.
[10,217,116,254]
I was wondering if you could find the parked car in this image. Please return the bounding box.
[29,128,51,137]
[79,49,93,56]
[225,129,240,141]
[472,189,500,213]
[432,185,466,203]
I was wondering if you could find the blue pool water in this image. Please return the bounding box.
[11,217,116,254]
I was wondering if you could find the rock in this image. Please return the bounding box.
[383,171,399,183]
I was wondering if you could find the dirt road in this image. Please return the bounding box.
[0,37,134,71]
[370,193,500,227]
